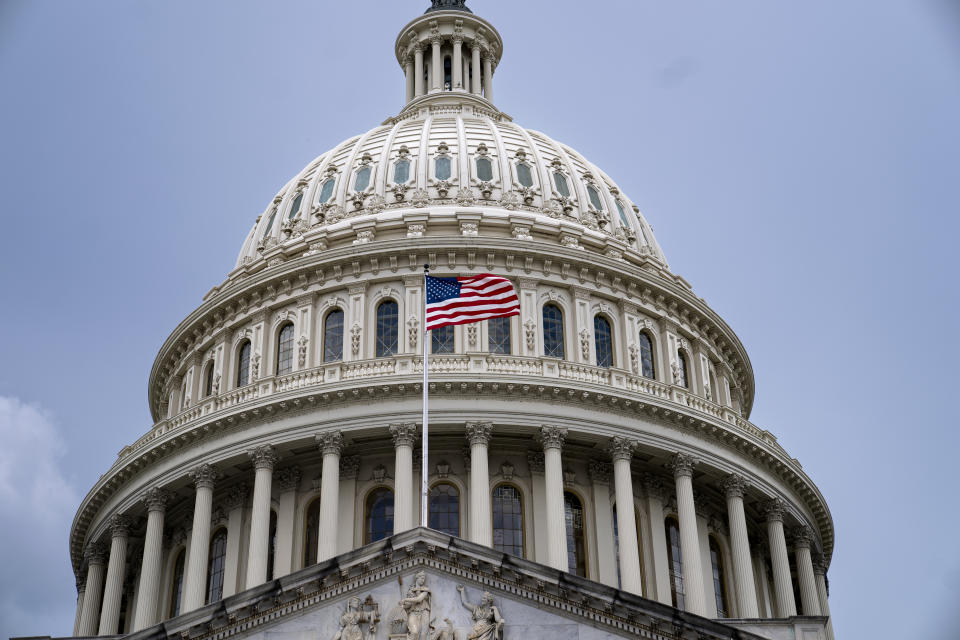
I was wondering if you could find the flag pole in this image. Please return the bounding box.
[420,263,429,528]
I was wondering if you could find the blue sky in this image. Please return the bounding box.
[0,1,957,637]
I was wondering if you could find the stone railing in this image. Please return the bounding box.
[123,354,777,461]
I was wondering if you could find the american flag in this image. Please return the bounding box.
[425,273,520,330]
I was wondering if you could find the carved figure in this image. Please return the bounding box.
[333,595,380,640]
[457,585,504,640]
[400,571,432,640]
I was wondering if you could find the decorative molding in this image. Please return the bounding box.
[792,525,814,549]
[247,445,279,471]
[340,455,361,480]
[389,423,418,448]
[607,436,635,462]
[141,487,173,513]
[275,466,302,492]
[762,497,786,523]
[190,463,218,490]
[588,460,612,484]
[223,484,249,510]
[721,473,747,500]
[84,542,108,566]
[669,452,697,479]
[526,451,545,474]
[465,421,493,446]
[109,514,132,538]
[316,431,346,456]
[538,425,567,451]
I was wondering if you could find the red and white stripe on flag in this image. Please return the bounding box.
[424,273,520,330]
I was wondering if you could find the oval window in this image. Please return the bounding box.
[394,159,410,184]
[354,167,371,191]
[435,156,451,181]
[587,185,603,210]
[553,171,570,198]
[288,193,302,220]
[318,178,335,203]
[516,162,533,188]
[476,157,493,181]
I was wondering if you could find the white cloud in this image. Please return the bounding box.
[0,396,80,639]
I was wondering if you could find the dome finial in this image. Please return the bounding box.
[425,0,472,13]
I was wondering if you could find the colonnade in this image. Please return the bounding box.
[73,424,830,636]
[404,32,494,102]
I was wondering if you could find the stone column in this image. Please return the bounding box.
[77,543,107,636]
[414,45,424,98]
[245,445,278,589]
[431,35,442,91]
[462,54,470,96]
[482,54,493,101]
[404,55,414,102]
[466,422,493,546]
[471,44,482,94]
[609,437,642,595]
[182,464,217,611]
[274,466,302,577]
[588,461,617,587]
[813,554,835,640]
[73,578,86,636]
[722,474,759,618]
[316,431,345,561]
[337,456,360,555]
[221,484,248,599]
[390,423,417,533]
[763,498,797,617]
[133,488,171,631]
[670,454,707,616]
[540,426,568,572]
[642,474,672,605]
[97,516,131,635]
[527,451,549,565]
[792,526,821,616]
[752,543,772,618]
[452,36,463,89]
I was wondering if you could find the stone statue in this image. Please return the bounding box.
[400,571,432,640]
[457,585,504,640]
[333,596,380,640]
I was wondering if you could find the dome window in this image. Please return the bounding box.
[553,171,570,198]
[262,210,277,237]
[594,315,613,368]
[432,325,454,354]
[394,158,410,184]
[354,166,372,192]
[476,156,493,182]
[637,332,655,379]
[323,309,344,363]
[236,341,251,388]
[587,185,604,211]
[428,482,460,536]
[288,193,303,220]
[616,200,629,225]
[516,162,534,188]
[542,304,565,358]
[488,316,511,354]
[318,177,336,203]
[365,487,395,543]
[375,300,399,357]
[435,156,452,181]
[276,323,295,376]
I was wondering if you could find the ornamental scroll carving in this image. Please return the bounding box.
[408,316,420,350]
[351,323,362,356]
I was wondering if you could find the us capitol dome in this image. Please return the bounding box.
[57,2,836,640]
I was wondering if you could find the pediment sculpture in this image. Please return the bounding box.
[384,571,505,640]
[333,595,380,640]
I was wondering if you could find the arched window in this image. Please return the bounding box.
[676,351,689,388]
[354,166,371,191]
[594,316,613,368]
[288,193,303,220]
[516,162,533,188]
[564,491,587,577]
[375,300,399,357]
[266,510,278,581]
[365,487,395,543]
[435,156,451,181]
[394,159,410,184]
[587,185,604,210]
[262,210,277,238]
[236,341,251,388]
[638,332,655,379]
[276,323,295,376]
[542,304,565,358]
[476,157,493,181]
[428,483,460,536]
[203,362,214,397]
[205,528,228,604]
[709,536,729,617]
[303,497,322,567]
[492,484,524,557]
[323,309,344,363]
[168,548,186,618]
[443,55,452,89]
[431,325,454,354]
[616,200,630,225]
[318,178,335,203]
[488,316,511,354]
[553,172,570,197]
[665,517,685,609]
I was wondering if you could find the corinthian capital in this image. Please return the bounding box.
[811,551,827,575]
[721,473,747,499]
[109,514,133,538]
[607,436,636,462]
[223,484,249,510]
[527,451,545,474]
[762,497,786,523]
[539,425,567,451]
[669,453,698,478]
[390,423,418,448]
[275,465,302,491]
[792,525,814,549]
[141,487,173,513]
[340,455,361,479]
[641,473,665,500]
[190,463,218,490]
[465,421,493,446]
[316,431,345,456]
[84,542,108,566]
[248,445,279,471]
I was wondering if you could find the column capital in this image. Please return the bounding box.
[109,514,133,538]
[721,473,748,499]
[76,574,87,592]
[526,451,545,474]
[762,497,786,523]
[340,455,361,479]
[275,465,302,491]
[223,483,249,510]
[189,463,218,490]
[84,542,108,566]
[316,430,345,456]
[141,487,173,513]
[792,524,814,549]
[465,421,493,446]
[588,460,612,484]
[248,444,279,471]
[538,425,568,451]
[607,436,636,462]
[641,473,665,500]
[669,452,698,478]
[811,551,827,576]
[389,422,418,448]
